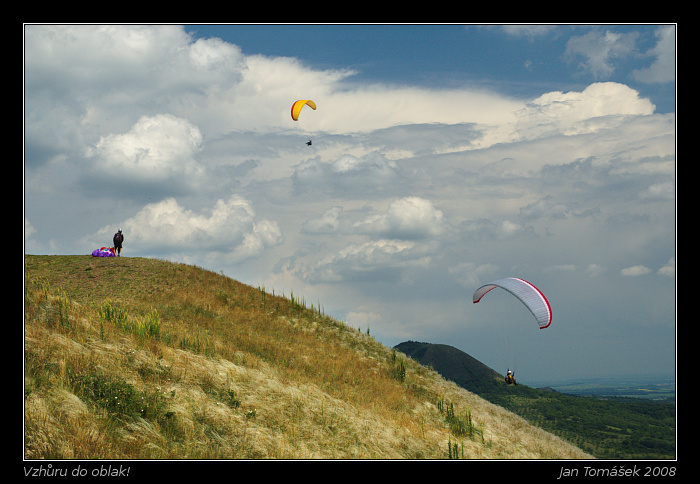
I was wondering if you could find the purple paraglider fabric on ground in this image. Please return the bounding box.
[92,247,116,257]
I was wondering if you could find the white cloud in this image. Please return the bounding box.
[345,310,383,330]
[564,30,638,79]
[353,197,446,240]
[25,218,36,239]
[585,264,607,278]
[642,181,675,201]
[24,25,246,158]
[87,196,282,262]
[84,114,204,192]
[621,265,651,277]
[24,25,194,88]
[188,36,244,71]
[520,197,570,221]
[460,218,533,242]
[292,151,401,197]
[500,25,557,38]
[449,262,500,288]
[307,239,435,284]
[515,82,655,140]
[633,25,676,84]
[658,257,675,277]
[301,206,345,234]
[309,86,522,137]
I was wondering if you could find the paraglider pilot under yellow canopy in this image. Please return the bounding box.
[505,369,517,385]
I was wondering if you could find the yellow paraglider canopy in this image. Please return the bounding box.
[291,100,316,121]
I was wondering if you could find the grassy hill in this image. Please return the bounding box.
[24,255,592,460]
[396,341,676,460]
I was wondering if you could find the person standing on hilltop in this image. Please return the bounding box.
[113,228,124,257]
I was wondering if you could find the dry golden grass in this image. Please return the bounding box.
[24,255,592,459]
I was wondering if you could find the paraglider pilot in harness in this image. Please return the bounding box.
[505,369,517,385]
[113,228,124,257]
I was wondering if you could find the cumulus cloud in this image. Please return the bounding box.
[292,151,401,197]
[25,218,36,239]
[449,262,500,288]
[515,82,655,140]
[657,257,675,277]
[301,197,447,242]
[621,265,652,277]
[633,25,676,84]
[459,218,533,242]
[24,25,193,92]
[367,123,482,156]
[585,264,607,278]
[308,239,435,284]
[87,196,282,262]
[296,197,448,284]
[519,197,570,221]
[353,197,446,240]
[83,114,204,195]
[564,30,638,79]
[345,310,383,331]
[642,181,675,201]
[301,206,346,234]
[24,25,246,165]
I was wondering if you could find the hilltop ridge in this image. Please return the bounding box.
[24,255,592,460]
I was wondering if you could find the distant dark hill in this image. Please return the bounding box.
[394,341,539,403]
[394,341,502,392]
[395,341,500,383]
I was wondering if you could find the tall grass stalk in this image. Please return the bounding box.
[99,302,160,341]
[438,397,484,441]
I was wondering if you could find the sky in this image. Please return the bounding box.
[24,24,676,383]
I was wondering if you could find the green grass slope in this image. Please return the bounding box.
[396,341,675,459]
[24,255,592,460]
